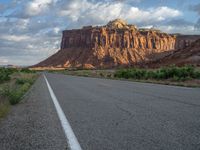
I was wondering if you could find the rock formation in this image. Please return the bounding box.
[175,35,200,49]
[33,19,200,69]
[154,38,200,66]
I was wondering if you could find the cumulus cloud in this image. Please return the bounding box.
[189,3,200,30]
[0,4,5,13]
[190,3,200,15]
[25,0,57,17]
[0,57,9,65]
[158,25,197,34]
[58,0,181,27]
[0,33,60,65]
[166,18,194,27]
[0,34,30,42]
[8,0,57,18]
[195,18,200,30]
[0,0,196,66]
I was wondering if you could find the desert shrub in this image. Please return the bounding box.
[172,76,180,82]
[8,83,31,105]
[145,71,156,79]
[0,69,37,107]
[99,73,104,77]
[114,65,200,81]
[193,71,200,78]
[129,69,146,79]
[0,68,10,83]
[8,90,22,105]
[0,68,19,83]
[0,73,10,83]
[107,74,112,78]
[16,78,27,85]
[115,69,146,79]
[0,85,10,97]
[1,76,35,105]
[20,68,36,73]
[114,69,130,79]
[16,78,34,85]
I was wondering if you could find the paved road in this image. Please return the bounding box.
[0,73,200,150]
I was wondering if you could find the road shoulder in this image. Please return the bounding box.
[0,75,67,150]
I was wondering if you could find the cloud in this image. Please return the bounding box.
[165,18,194,27]
[58,0,181,27]
[189,3,200,15]
[0,33,60,66]
[158,25,198,35]
[0,0,194,66]
[0,57,9,65]
[0,34,30,42]
[25,0,56,17]
[7,0,58,18]
[189,3,200,30]
[0,4,5,13]
[195,18,200,30]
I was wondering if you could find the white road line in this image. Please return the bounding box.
[44,75,82,150]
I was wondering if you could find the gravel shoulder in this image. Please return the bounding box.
[0,75,67,150]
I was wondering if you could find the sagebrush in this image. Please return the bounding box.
[114,65,200,81]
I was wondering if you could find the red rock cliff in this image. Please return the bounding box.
[34,19,186,69]
[152,38,200,67]
[175,35,200,49]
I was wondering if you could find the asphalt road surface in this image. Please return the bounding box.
[0,73,200,150]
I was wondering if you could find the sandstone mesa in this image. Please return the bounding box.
[32,19,200,69]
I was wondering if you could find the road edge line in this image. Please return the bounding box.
[44,75,82,150]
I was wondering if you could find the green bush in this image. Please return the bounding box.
[192,71,200,79]
[0,69,37,107]
[20,68,36,73]
[114,69,147,79]
[99,73,104,77]
[114,65,200,81]
[8,83,31,105]
[8,90,22,105]
[16,78,34,85]
[0,85,10,97]
[0,69,11,83]
[0,68,18,83]
[0,73,10,82]
[1,77,33,105]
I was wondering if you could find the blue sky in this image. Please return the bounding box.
[0,0,200,65]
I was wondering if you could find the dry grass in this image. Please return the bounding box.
[0,98,10,119]
[0,72,38,119]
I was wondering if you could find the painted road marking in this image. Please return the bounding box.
[44,75,82,150]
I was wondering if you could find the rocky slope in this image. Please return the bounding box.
[153,39,200,66]
[175,35,200,49]
[33,19,200,69]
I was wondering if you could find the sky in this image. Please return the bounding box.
[0,0,200,66]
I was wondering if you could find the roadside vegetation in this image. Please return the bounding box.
[0,68,16,83]
[114,65,200,81]
[50,65,200,87]
[0,68,37,119]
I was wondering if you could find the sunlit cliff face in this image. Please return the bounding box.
[33,19,187,69]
